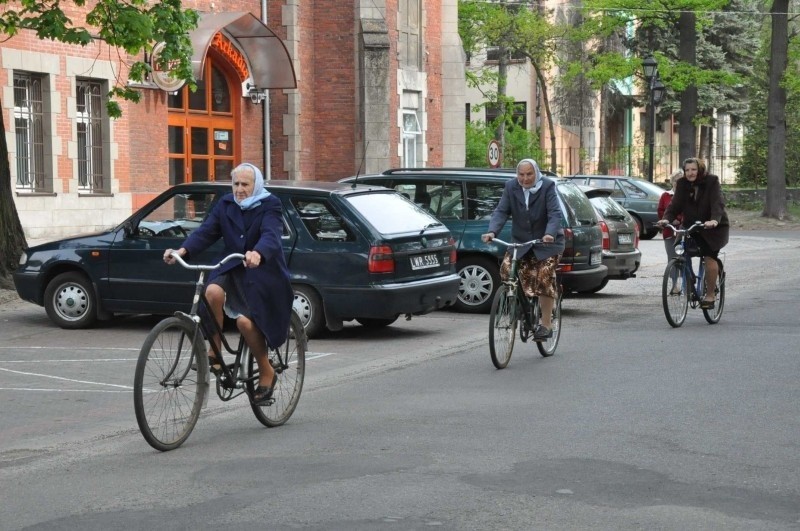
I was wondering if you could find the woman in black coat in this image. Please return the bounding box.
[660,157,729,309]
[164,163,293,404]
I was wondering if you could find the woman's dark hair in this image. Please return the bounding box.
[682,157,707,176]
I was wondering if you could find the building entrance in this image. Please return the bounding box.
[167,53,239,184]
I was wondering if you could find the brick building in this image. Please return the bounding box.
[3,1,465,241]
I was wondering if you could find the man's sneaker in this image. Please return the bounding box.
[533,324,552,341]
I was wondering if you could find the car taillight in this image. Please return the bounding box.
[599,220,610,250]
[558,228,573,272]
[449,237,457,264]
[561,228,574,257]
[634,223,640,247]
[369,245,394,273]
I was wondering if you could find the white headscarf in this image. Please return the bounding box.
[232,163,271,210]
[517,158,544,194]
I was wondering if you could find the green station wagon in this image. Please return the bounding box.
[341,168,607,313]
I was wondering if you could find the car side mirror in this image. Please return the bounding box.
[123,221,134,238]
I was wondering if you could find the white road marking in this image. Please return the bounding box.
[0,367,134,389]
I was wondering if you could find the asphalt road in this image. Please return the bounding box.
[1,232,799,530]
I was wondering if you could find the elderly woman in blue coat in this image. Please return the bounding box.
[164,163,293,404]
[481,159,565,340]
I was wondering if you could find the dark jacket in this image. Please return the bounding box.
[664,173,729,252]
[181,193,293,349]
[488,177,565,259]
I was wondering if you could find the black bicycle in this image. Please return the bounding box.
[133,252,307,451]
[661,222,726,327]
[488,238,562,369]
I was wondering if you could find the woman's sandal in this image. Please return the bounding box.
[208,358,224,377]
[700,299,715,309]
[253,372,278,405]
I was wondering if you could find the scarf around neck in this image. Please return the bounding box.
[234,163,271,210]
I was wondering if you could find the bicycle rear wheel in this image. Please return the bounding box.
[249,312,307,427]
[535,293,562,357]
[133,316,207,451]
[703,268,725,324]
[489,284,517,369]
[662,259,689,328]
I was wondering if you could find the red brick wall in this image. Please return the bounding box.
[425,0,443,167]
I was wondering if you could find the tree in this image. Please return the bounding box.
[764,0,790,219]
[459,0,562,172]
[0,0,198,287]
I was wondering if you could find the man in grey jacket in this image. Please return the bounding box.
[482,159,565,340]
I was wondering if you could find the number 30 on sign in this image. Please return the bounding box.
[487,140,501,168]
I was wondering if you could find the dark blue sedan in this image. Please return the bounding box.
[13,181,460,338]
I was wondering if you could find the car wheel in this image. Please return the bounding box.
[44,272,97,329]
[577,277,609,294]
[356,317,399,328]
[630,213,657,240]
[454,256,500,313]
[292,284,325,338]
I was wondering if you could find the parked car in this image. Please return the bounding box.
[340,168,607,312]
[565,175,665,240]
[580,187,642,293]
[13,181,460,338]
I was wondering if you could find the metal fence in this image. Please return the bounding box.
[547,146,743,184]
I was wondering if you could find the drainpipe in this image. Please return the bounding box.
[261,0,272,179]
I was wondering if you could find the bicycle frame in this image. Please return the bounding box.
[169,252,287,401]
[671,223,707,307]
[496,239,538,329]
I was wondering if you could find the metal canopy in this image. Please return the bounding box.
[190,11,297,90]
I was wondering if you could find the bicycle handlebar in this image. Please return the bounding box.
[490,238,545,248]
[661,221,705,234]
[168,251,246,271]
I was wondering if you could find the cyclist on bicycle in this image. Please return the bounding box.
[658,157,729,309]
[163,163,293,405]
[481,158,565,340]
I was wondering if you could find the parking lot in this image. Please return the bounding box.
[0,233,796,455]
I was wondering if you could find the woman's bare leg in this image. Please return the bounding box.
[539,295,554,329]
[205,284,225,365]
[704,256,718,303]
[237,316,274,388]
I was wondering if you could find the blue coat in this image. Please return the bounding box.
[488,177,565,259]
[181,193,293,349]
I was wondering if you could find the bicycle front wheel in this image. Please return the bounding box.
[249,311,307,427]
[489,285,517,369]
[133,317,207,452]
[536,293,562,357]
[703,268,725,324]
[662,259,688,328]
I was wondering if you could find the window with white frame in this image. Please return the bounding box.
[13,73,46,192]
[402,110,422,167]
[76,79,106,192]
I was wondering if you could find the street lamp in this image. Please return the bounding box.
[643,55,666,182]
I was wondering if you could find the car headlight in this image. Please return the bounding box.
[18,253,28,266]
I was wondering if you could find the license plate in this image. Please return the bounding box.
[618,233,632,244]
[590,251,602,265]
[410,253,439,270]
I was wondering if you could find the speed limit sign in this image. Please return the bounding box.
[487,139,501,168]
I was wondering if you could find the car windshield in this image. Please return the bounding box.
[557,181,597,226]
[591,196,630,221]
[629,179,667,198]
[345,191,444,235]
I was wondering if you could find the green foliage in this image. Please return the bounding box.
[465,120,544,169]
[0,0,199,119]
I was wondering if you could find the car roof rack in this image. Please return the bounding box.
[381,167,516,175]
[380,167,562,177]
